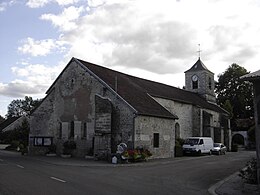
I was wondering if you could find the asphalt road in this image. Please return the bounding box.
[0,150,256,195]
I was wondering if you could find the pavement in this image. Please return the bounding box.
[1,146,259,195]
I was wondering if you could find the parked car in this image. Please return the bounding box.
[212,143,227,155]
[182,137,214,155]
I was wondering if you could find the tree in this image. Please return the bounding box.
[215,64,254,129]
[6,96,41,118]
[0,119,29,146]
[215,63,254,118]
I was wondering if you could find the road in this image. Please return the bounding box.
[0,150,256,195]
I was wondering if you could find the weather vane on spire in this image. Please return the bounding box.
[197,44,202,59]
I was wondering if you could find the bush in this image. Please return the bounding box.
[123,147,152,162]
[11,140,20,149]
[175,145,183,157]
[175,138,184,157]
[176,138,185,146]
[46,144,56,154]
[63,140,76,155]
[239,158,257,184]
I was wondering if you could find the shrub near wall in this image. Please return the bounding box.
[175,138,184,157]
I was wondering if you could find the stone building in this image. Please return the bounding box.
[29,57,231,159]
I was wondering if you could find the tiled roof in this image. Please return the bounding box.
[241,69,260,81]
[185,58,212,73]
[0,117,20,131]
[77,58,228,119]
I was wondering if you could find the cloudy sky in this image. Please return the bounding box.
[1,0,260,117]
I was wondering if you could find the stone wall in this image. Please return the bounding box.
[153,97,193,138]
[30,60,136,157]
[134,115,175,159]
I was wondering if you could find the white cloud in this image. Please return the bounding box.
[40,6,85,31]
[26,0,80,8]
[0,1,16,12]
[56,0,80,6]
[26,0,51,8]
[56,0,260,80]
[18,37,67,57]
[0,63,64,98]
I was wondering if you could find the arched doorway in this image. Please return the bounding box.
[232,133,245,145]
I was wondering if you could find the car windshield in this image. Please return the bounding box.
[184,138,199,145]
[214,143,220,147]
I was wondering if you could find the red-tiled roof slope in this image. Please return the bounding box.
[77,59,228,119]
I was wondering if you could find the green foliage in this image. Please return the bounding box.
[247,126,255,143]
[223,100,234,119]
[175,145,183,157]
[0,119,29,147]
[6,96,41,118]
[239,158,257,184]
[215,64,254,120]
[175,138,185,157]
[175,138,185,146]
[47,144,56,154]
[123,148,152,162]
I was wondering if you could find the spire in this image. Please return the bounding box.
[197,44,202,59]
[184,58,210,73]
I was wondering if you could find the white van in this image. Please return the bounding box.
[182,137,214,155]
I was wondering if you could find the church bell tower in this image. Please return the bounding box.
[184,58,216,103]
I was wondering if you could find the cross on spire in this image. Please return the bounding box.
[197,44,202,59]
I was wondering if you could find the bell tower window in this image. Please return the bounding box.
[192,75,198,89]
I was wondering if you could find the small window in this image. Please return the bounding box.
[199,139,204,145]
[82,122,87,138]
[70,121,74,138]
[153,133,159,148]
[192,80,198,89]
[33,137,53,146]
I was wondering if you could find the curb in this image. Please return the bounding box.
[208,171,240,195]
[32,154,212,168]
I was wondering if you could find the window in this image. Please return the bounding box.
[192,80,198,89]
[82,122,87,138]
[199,139,204,145]
[33,137,53,146]
[192,75,198,89]
[208,77,212,90]
[70,121,74,138]
[153,133,159,148]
